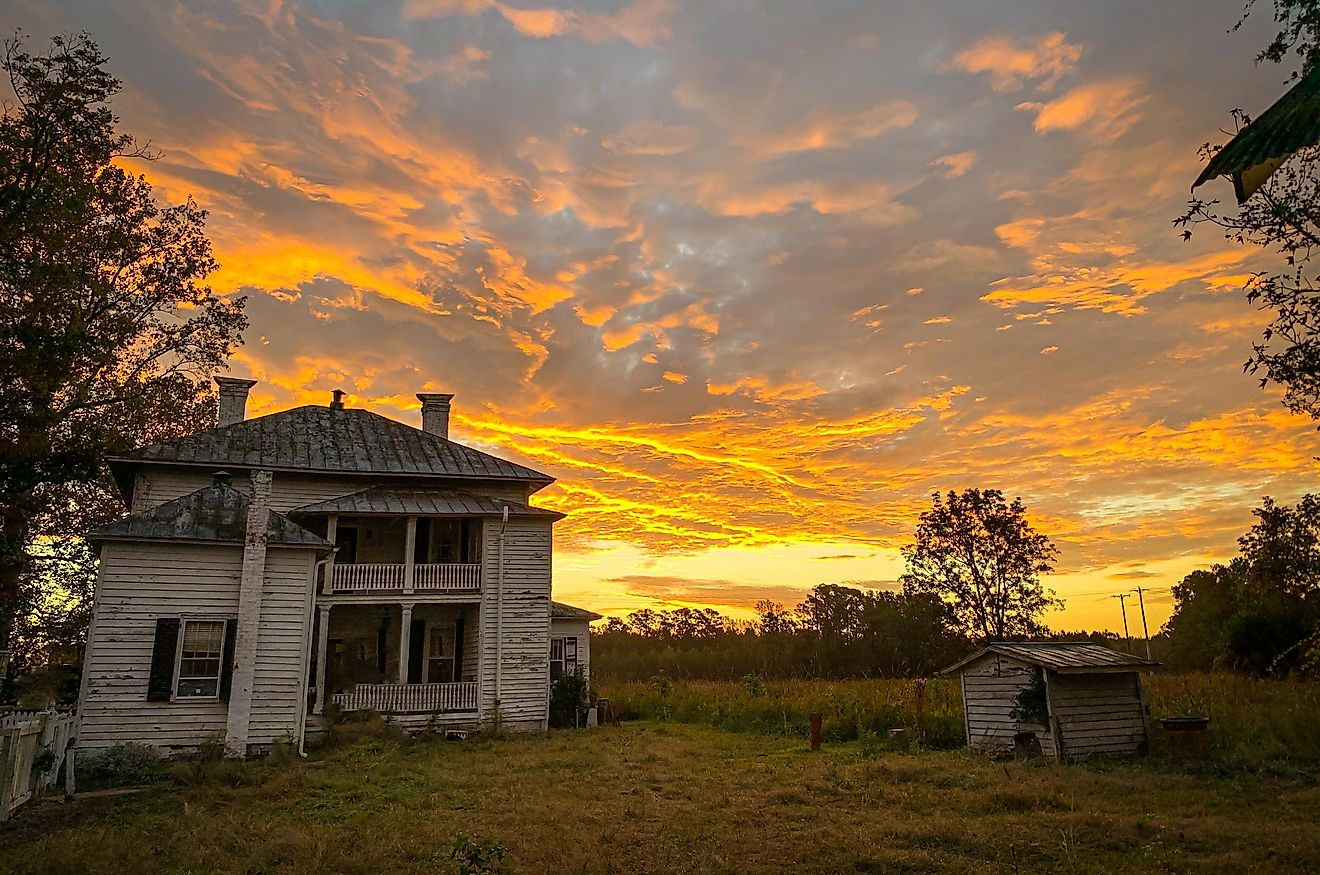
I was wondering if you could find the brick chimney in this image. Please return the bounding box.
[215,377,257,427]
[417,393,454,438]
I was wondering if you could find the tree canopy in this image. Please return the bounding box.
[1164,494,1320,675]
[0,32,246,655]
[900,489,1060,641]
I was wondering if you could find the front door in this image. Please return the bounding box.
[425,623,456,683]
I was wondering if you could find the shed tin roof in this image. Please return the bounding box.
[107,405,554,498]
[287,487,564,521]
[89,479,330,549]
[551,602,603,621]
[1193,64,1320,202]
[940,642,1159,675]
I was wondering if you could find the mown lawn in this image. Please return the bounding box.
[4,723,1319,874]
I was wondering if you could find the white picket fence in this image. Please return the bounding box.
[0,710,77,821]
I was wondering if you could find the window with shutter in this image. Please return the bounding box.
[147,618,181,702]
[175,619,227,699]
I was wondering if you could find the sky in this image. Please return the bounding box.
[7,0,1320,632]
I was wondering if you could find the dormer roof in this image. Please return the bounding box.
[89,478,329,549]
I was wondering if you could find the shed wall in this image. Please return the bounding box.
[1049,672,1148,757]
[960,654,1057,759]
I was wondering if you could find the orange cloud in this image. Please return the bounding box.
[949,32,1082,91]
[755,101,919,156]
[1022,78,1147,138]
[404,0,675,46]
[933,150,977,178]
[601,120,701,155]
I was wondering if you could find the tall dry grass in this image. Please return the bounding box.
[606,676,966,747]
[604,673,1320,767]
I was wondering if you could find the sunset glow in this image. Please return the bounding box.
[11,0,1319,631]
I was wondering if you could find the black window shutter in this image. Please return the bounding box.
[218,618,239,702]
[147,618,181,702]
[408,618,425,684]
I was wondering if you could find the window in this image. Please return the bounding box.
[549,636,578,681]
[176,619,227,699]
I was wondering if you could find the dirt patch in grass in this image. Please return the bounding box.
[2,724,1318,874]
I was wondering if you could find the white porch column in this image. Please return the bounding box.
[398,603,414,684]
[324,515,338,594]
[403,515,417,595]
[313,604,331,715]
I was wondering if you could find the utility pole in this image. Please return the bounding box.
[1131,587,1153,661]
[1111,593,1132,653]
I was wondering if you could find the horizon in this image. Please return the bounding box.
[8,0,1319,633]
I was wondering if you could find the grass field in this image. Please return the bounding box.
[602,673,1320,768]
[4,721,1320,874]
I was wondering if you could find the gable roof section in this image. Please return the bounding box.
[89,479,330,549]
[287,487,565,521]
[941,642,1159,675]
[108,405,554,488]
[551,601,603,621]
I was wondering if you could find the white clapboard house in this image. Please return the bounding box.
[77,378,599,757]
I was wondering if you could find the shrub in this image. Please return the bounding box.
[549,667,593,728]
[79,742,165,788]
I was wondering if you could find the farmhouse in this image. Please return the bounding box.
[77,378,596,757]
[942,642,1158,761]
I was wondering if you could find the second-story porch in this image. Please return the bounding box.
[319,513,482,597]
[290,488,513,598]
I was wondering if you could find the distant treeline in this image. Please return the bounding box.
[592,584,1126,682]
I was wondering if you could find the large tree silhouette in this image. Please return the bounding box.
[901,489,1059,641]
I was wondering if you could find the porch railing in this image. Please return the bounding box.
[327,563,481,594]
[332,682,478,714]
[332,563,405,591]
[415,563,481,591]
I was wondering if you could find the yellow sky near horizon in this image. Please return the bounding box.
[8,0,1318,633]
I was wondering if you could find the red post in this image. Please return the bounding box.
[809,713,822,751]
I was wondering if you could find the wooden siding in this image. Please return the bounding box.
[79,543,240,750]
[960,654,1057,759]
[479,518,552,730]
[248,549,316,746]
[1049,672,1148,757]
[133,468,532,514]
[79,541,316,753]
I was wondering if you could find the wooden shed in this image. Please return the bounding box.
[941,642,1158,761]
